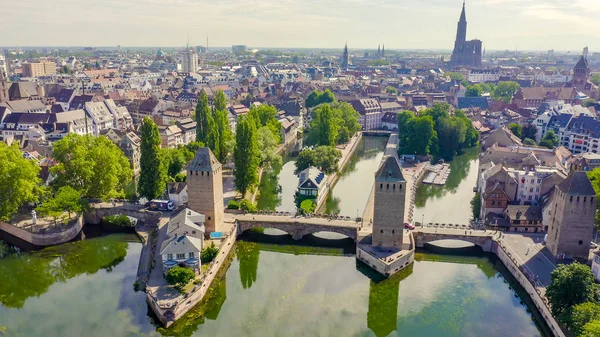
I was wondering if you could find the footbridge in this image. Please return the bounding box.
[413,227,496,252]
[84,202,163,226]
[229,213,359,241]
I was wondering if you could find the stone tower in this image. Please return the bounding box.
[186,147,224,234]
[571,55,590,88]
[372,156,406,248]
[341,42,349,71]
[450,1,482,68]
[545,172,596,260]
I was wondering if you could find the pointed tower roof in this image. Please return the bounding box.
[574,55,589,70]
[459,0,466,22]
[557,171,595,196]
[375,156,405,182]
[187,147,221,172]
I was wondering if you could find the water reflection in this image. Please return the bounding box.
[0,235,129,308]
[325,136,387,216]
[237,242,260,289]
[415,146,479,225]
[367,265,413,337]
[257,156,299,213]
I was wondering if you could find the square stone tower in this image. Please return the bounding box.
[546,171,596,260]
[187,147,224,234]
[372,156,406,248]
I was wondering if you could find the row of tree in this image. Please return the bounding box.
[397,103,478,160]
[465,81,521,103]
[233,105,283,196]
[305,89,335,108]
[194,90,233,163]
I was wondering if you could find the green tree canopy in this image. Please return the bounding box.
[582,320,600,336]
[540,130,559,149]
[590,74,600,86]
[492,81,520,103]
[37,186,85,223]
[0,143,41,221]
[213,108,233,162]
[571,302,600,335]
[465,85,483,97]
[138,117,167,200]
[294,146,341,174]
[522,124,538,141]
[523,138,536,146]
[508,123,523,138]
[300,199,316,214]
[305,89,336,108]
[214,89,227,112]
[52,134,131,200]
[583,99,597,108]
[306,102,360,146]
[385,86,398,95]
[446,72,464,81]
[256,126,282,169]
[586,168,600,228]
[195,91,210,143]
[546,263,597,321]
[165,266,195,290]
[234,115,260,196]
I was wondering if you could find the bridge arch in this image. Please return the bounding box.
[236,219,358,242]
[84,204,162,226]
[413,231,494,252]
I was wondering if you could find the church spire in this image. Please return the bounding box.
[455,0,467,43]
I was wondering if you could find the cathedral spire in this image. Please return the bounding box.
[455,1,467,43]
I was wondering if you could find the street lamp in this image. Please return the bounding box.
[421,214,424,228]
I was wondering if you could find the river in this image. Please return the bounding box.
[0,235,547,337]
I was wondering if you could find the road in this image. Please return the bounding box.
[500,233,556,287]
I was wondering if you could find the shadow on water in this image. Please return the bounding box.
[237,229,356,255]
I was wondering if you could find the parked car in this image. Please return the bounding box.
[404,223,415,230]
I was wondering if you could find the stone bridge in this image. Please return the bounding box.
[84,203,163,227]
[232,214,359,242]
[413,229,495,252]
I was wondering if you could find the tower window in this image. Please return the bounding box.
[386,183,389,189]
[393,184,396,190]
[201,171,204,176]
[579,240,583,245]
[207,171,210,176]
[380,183,383,189]
[570,196,573,202]
[380,230,383,233]
[399,184,402,190]
[577,196,580,202]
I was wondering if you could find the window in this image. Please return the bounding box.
[380,183,383,189]
[392,230,395,234]
[167,254,173,260]
[380,230,383,233]
[577,196,580,202]
[192,230,196,234]
[579,240,584,245]
[176,253,185,259]
[537,179,541,183]
[387,183,389,189]
[399,184,402,190]
[188,252,195,258]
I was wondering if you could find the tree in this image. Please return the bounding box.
[541,130,559,148]
[591,74,600,86]
[586,168,600,229]
[214,108,233,162]
[465,85,483,97]
[523,138,536,146]
[385,86,398,95]
[205,113,220,159]
[571,302,600,335]
[195,91,210,143]
[214,90,227,112]
[397,110,415,140]
[446,72,464,81]
[256,126,282,169]
[582,320,600,337]
[294,146,341,174]
[163,148,191,180]
[138,117,167,200]
[234,116,260,196]
[165,266,195,290]
[492,81,520,103]
[331,102,361,144]
[546,263,597,321]
[306,90,320,109]
[583,99,597,108]
[470,192,481,220]
[307,104,338,147]
[522,124,538,141]
[52,134,131,200]
[0,143,41,221]
[300,199,316,214]
[436,116,467,159]
[508,123,523,139]
[37,186,84,226]
[404,116,435,155]
[305,89,336,108]
[201,242,219,263]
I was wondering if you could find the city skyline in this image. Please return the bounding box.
[4,0,600,51]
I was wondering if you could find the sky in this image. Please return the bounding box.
[3,0,600,52]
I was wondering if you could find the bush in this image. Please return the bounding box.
[239,199,257,213]
[227,200,240,210]
[201,242,219,263]
[102,214,135,227]
[300,199,316,214]
[165,266,195,289]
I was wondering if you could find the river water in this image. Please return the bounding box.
[0,140,546,336]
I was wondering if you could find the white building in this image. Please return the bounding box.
[160,208,205,274]
[297,167,328,207]
[84,101,115,135]
[468,69,501,83]
[534,102,595,142]
[182,48,198,73]
[593,251,600,282]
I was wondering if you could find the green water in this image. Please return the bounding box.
[324,136,388,216]
[415,146,480,225]
[0,236,546,337]
[256,155,299,213]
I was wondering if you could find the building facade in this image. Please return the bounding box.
[22,62,57,77]
[186,147,224,234]
[544,172,596,260]
[372,156,406,248]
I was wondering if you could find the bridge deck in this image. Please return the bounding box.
[227,213,359,229]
